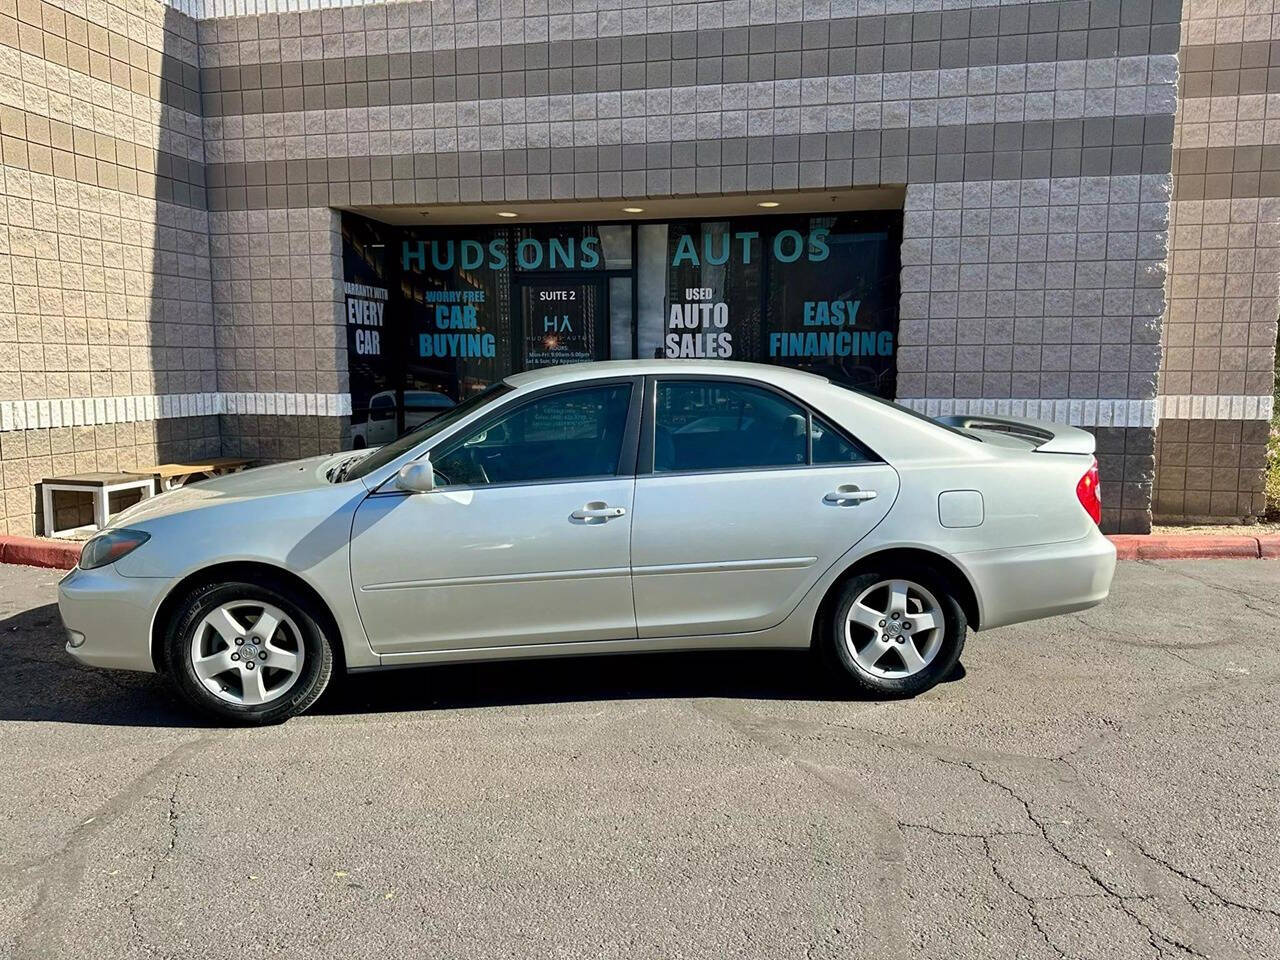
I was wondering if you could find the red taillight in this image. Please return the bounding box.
[1076,457,1102,525]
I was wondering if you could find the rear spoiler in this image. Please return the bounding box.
[935,415,1096,456]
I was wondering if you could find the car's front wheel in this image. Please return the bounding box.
[164,580,335,724]
[825,569,967,697]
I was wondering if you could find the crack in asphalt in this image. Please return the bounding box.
[980,834,1069,960]
[896,821,1078,959]
[896,821,1031,840]
[938,757,1213,960]
[693,696,1243,960]
[5,734,226,960]
[124,772,192,959]
[1139,560,1280,616]
[1127,837,1280,923]
[690,700,909,960]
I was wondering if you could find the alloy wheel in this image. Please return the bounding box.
[844,579,944,679]
[190,600,306,706]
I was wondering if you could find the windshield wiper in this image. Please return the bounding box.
[329,454,366,483]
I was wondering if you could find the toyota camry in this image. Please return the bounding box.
[59,360,1116,723]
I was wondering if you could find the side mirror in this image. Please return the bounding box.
[395,458,436,494]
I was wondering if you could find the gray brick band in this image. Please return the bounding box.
[199,3,1181,117]
[198,0,1184,68]
[1172,147,1280,201]
[1178,40,1280,100]
[204,116,1174,210]
[0,105,206,210]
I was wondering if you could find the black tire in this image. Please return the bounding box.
[164,580,335,725]
[824,568,967,698]
[352,436,367,449]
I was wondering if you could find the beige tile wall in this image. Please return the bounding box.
[0,0,217,534]
[208,205,346,397]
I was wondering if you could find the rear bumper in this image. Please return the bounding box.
[959,527,1117,631]
[58,565,169,673]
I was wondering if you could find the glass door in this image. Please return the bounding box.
[515,275,610,371]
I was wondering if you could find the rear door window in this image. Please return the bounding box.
[653,380,875,472]
[654,381,808,472]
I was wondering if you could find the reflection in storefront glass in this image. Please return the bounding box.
[341,216,394,446]
[396,227,517,429]
[598,224,633,269]
[609,276,633,359]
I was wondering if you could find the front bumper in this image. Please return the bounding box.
[58,565,171,673]
[959,526,1117,631]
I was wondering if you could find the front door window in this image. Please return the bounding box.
[432,383,633,487]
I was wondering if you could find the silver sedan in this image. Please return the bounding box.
[59,360,1116,723]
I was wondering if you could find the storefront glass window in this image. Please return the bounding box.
[342,210,900,447]
[341,216,394,434]
[654,213,899,395]
[762,216,898,397]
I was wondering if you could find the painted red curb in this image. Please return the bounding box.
[1108,534,1267,560]
[0,535,80,570]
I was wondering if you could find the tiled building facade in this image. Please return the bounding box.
[0,0,222,532]
[1156,0,1277,522]
[0,0,1275,536]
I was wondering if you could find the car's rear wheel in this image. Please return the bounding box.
[164,580,334,725]
[825,569,966,697]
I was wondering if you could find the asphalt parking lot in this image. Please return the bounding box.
[1,559,1277,960]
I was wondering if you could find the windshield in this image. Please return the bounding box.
[343,383,514,481]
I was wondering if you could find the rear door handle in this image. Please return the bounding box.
[571,502,627,521]
[824,486,878,505]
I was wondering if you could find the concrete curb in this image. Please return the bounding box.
[0,536,80,570]
[1109,534,1280,560]
[1,534,1276,572]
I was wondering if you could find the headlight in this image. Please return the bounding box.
[79,529,151,570]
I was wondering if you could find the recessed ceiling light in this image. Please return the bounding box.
[497,211,519,218]
[757,200,780,208]
[622,206,644,213]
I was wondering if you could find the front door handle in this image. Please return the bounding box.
[824,485,878,505]
[571,502,627,521]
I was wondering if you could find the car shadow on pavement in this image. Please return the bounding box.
[313,650,967,717]
[0,602,203,728]
[0,602,965,726]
